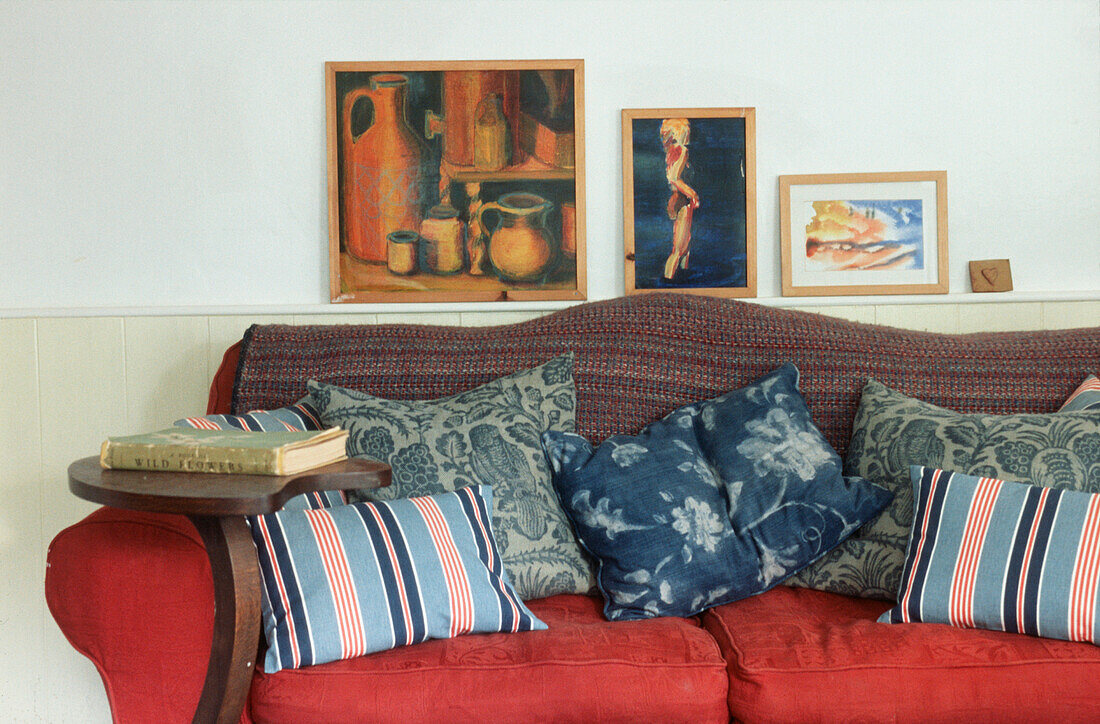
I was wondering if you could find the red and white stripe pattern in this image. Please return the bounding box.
[175,400,323,432]
[255,515,302,669]
[183,416,223,430]
[460,487,521,631]
[1068,494,1100,643]
[899,468,944,622]
[1015,487,1053,627]
[292,402,324,429]
[248,487,546,673]
[949,476,1004,628]
[365,504,416,646]
[305,509,367,660]
[412,496,474,638]
[1060,375,1100,411]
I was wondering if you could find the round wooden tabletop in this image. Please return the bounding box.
[68,456,391,517]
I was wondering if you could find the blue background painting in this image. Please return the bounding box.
[631,116,747,289]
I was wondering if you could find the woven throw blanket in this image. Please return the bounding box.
[233,293,1099,456]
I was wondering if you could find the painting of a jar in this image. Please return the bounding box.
[326,60,586,303]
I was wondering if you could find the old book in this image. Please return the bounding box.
[100,427,348,475]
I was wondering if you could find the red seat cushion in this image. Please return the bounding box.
[702,586,1100,723]
[248,594,728,724]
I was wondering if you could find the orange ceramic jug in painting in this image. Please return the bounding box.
[477,192,558,282]
[341,73,427,263]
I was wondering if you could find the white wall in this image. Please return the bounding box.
[2,0,1098,315]
[1,1,1098,722]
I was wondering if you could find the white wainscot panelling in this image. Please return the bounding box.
[37,317,122,723]
[786,305,877,325]
[125,316,211,429]
[957,302,1044,334]
[372,311,463,326]
[874,304,960,334]
[1042,301,1100,329]
[291,313,379,326]
[0,320,45,720]
[458,311,549,327]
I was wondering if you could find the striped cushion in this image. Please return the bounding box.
[249,485,546,673]
[278,488,347,512]
[881,466,1100,645]
[1061,375,1100,412]
[175,398,324,432]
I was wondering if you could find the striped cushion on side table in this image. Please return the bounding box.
[176,398,324,432]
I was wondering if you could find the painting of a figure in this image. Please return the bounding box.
[622,108,756,297]
[779,171,948,297]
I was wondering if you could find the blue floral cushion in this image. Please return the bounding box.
[543,363,892,621]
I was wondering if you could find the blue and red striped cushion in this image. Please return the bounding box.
[249,485,546,672]
[175,398,324,432]
[881,467,1100,645]
[1060,375,1100,412]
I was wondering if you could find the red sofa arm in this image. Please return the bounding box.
[45,506,246,723]
[208,341,241,415]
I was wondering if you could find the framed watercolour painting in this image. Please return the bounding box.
[326,60,586,303]
[622,107,756,298]
[779,171,948,297]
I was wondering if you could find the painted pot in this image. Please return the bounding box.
[341,73,427,263]
[477,192,557,282]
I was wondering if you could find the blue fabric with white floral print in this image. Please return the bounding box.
[543,363,892,621]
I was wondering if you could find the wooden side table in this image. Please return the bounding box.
[68,456,391,724]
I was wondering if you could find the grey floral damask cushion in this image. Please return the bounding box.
[308,353,594,601]
[789,379,1100,600]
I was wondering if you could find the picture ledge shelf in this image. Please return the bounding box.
[2,291,1098,319]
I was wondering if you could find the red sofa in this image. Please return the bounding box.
[46,294,1100,723]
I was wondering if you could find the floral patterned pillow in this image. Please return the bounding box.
[788,379,1100,600]
[543,364,892,621]
[307,353,593,601]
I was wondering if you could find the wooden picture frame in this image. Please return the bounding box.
[326,60,586,303]
[622,107,756,298]
[779,171,948,297]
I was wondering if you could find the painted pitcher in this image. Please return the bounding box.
[341,73,427,263]
[476,192,557,282]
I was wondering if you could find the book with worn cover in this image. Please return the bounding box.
[100,427,349,475]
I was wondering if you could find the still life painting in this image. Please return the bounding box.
[326,60,586,303]
[622,107,756,298]
[779,171,948,296]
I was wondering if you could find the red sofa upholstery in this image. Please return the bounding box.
[703,586,1100,723]
[46,294,1100,722]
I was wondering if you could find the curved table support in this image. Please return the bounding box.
[190,515,261,724]
[67,457,391,723]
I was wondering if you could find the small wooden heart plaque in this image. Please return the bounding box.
[969,259,1013,292]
